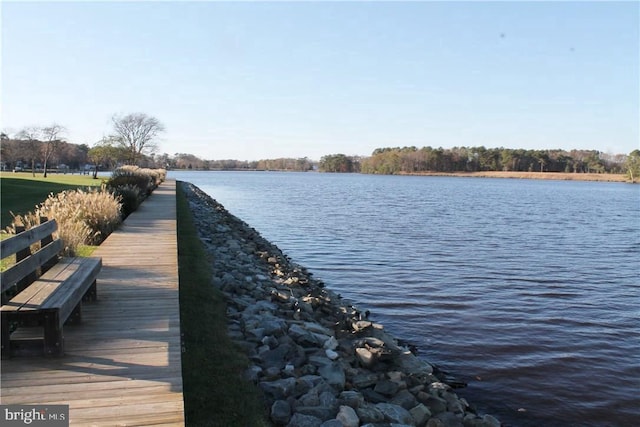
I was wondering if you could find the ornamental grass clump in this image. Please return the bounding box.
[7,186,122,255]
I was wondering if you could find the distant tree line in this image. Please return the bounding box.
[169,155,314,171]
[2,113,165,176]
[4,116,637,181]
[1,131,91,173]
[318,154,362,172]
[359,146,628,175]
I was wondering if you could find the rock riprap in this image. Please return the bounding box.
[181,182,501,427]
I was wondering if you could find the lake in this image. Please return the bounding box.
[171,170,639,426]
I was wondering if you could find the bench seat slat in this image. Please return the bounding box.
[0,240,64,293]
[2,257,101,313]
[2,258,81,312]
[42,258,102,326]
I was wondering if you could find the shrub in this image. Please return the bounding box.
[108,168,153,196]
[111,184,142,218]
[7,186,122,254]
[107,166,167,197]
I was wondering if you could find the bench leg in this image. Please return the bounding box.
[83,280,97,302]
[1,312,11,359]
[67,303,82,325]
[43,311,63,357]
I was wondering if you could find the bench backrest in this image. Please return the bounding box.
[1,219,63,294]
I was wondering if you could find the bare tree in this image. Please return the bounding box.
[16,127,42,176]
[41,124,66,177]
[111,113,164,165]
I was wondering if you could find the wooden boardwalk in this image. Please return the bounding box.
[1,180,185,426]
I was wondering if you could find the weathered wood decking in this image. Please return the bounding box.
[1,180,184,426]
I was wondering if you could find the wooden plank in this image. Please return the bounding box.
[35,393,185,410]
[0,220,58,258]
[42,259,102,324]
[2,376,183,397]
[0,239,63,293]
[1,256,100,316]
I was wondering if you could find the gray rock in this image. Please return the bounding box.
[447,399,465,415]
[339,390,364,408]
[263,366,282,380]
[319,391,339,411]
[304,322,333,336]
[409,403,432,426]
[325,349,339,360]
[324,336,339,350]
[336,405,359,427]
[352,320,373,332]
[260,377,297,399]
[263,318,287,336]
[376,403,415,425]
[244,365,262,382]
[416,392,448,415]
[289,324,321,346]
[260,342,292,369]
[318,362,346,389]
[309,354,333,367]
[271,400,292,425]
[375,379,400,396]
[272,289,291,302]
[482,414,501,427]
[361,388,388,404]
[428,382,451,395]
[355,403,385,424]
[391,389,418,410]
[283,364,296,377]
[298,391,321,407]
[319,420,343,427]
[351,372,380,388]
[396,350,434,376]
[295,375,325,396]
[296,406,335,421]
[262,334,280,348]
[355,347,376,368]
[431,412,463,427]
[287,413,323,427]
[356,337,386,348]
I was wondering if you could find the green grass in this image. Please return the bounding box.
[176,181,270,427]
[0,172,103,229]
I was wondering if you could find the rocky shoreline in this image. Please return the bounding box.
[181,181,501,427]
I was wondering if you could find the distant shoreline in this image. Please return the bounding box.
[171,169,631,183]
[397,171,630,183]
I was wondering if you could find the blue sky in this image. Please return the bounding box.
[2,1,638,161]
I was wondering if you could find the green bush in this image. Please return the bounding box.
[107,166,167,197]
[108,170,153,196]
[111,184,142,218]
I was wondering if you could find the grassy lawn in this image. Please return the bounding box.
[176,182,270,427]
[0,172,103,228]
[1,172,103,269]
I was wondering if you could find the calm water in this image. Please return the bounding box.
[172,171,640,426]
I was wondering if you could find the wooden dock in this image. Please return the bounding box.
[1,180,185,426]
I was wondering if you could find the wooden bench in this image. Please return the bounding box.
[1,218,102,358]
